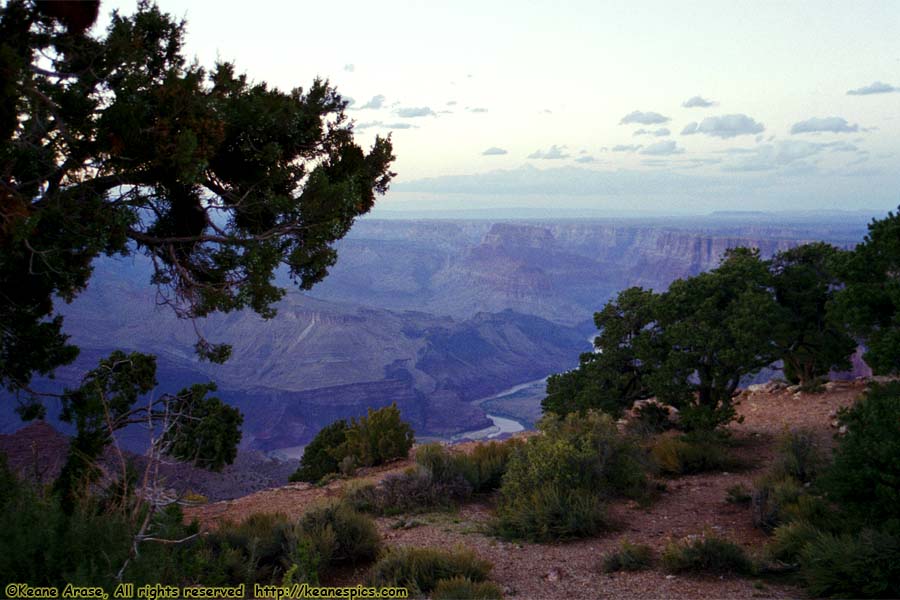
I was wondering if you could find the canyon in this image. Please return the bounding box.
[0,212,875,497]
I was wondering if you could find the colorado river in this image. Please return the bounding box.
[450,377,549,441]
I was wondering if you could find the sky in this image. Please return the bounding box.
[98,1,900,215]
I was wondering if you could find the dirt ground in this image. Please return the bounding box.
[184,379,868,599]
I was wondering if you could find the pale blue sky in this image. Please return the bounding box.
[99,1,900,214]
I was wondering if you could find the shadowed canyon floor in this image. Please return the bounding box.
[185,380,866,599]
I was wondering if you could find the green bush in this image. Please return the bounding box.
[0,457,206,590]
[494,485,609,542]
[662,535,755,576]
[366,546,493,595]
[820,382,900,531]
[343,403,415,468]
[725,484,752,505]
[768,520,820,563]
[415,439,522,497]
[751,474,804,533]
[205,512,298,586]
[627,402,677,436]
[432,576,504,600]
[493,411,648,542]
[600,540,655,573]
[379,467,472,514]
[341,481,382,513]
[297,501,381,566]
[651,431,741,476]
[453,439,523,494]
[799,529,900,598]
[771,428,823,484]
[290,420,349,483]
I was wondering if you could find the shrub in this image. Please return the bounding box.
[290,420,349,483]
[662,535,755,576]
[297,501,381,566]
[415,439,522,496]
[651,432,740,475]
[205,513,297,586]
[0,458,208,590]
[415,443,460,483]
[751,474,803,533]
[454,439,523,494]
[819,382,900,530]
[432,576,504,600]
[493,411,648,541]
[493,485,609,542]
[725,484,752,505]
[627,402,677,436]
[768,520,820,563]
[771,428,823,484]
[366,546,493,595]
[799,529,900,598]
[342,403,415,468]
[600,540,655,573]
[505,412,648,500]
[341,481,382,513]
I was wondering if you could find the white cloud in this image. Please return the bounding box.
[612,144,642,152]
[358,95,386,110]
[640,141,685,156]
[395,106,436,118]
[791,117,859,134]
[634,127,671,137]
[682,96,717,108]
[620,111,670,125]
[681,114,764,138]
[528,145,570,159]
[482,147,508,156]
[847,81,898,95]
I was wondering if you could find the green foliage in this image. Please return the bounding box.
[0,456,207,590]
[600,540,655,573]
[366,546,493,595]
[161,382,243,471]
[341,481,382,514]
[493,485,609,542]
[627,401,676,436]
[542,287,657,417]
[290,406,414,484]
[771,428,823,484]
[820,382,900,531]
[662,535,755,576]
[0,0,395,393]
[770,243,855,385]
[454,439,524,493]
[544,248,781,431]
[832,208,900,374]
[290,420,349,483]
[725,484,752,505]
[297,500,381,566]
[415,439,522,496]
[799,529,900,598]
[650,432,741,475]
[752,474,804,533]
[204,513,298,587]
[375,467,473,515]
[767,520,820,563]
[649,248,780,430]
[53,351,242,505]
[432,576,504,600]
[493,411,648,541]
[342,403,415,468]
